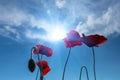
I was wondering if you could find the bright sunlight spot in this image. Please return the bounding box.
[49,28,67,42]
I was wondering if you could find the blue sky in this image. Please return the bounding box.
[0,0,120,80]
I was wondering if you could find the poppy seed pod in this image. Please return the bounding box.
[28,58,36,72]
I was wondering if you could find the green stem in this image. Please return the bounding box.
[36,69,39,80]
[92,47,96,80]
[38,54,41,61]
[36,54,43,80]
[31,47,35,59]
[40,55,43,80]
[79,66,89,80]
[62,48,71,80]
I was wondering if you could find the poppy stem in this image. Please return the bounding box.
[36,69,39,80]
[36,54,44,80]
[40,75,43,80]
[62,48,71,80]
[40,55,43,60]
[38,54,43,80]
[92,47,96,80]
[35,54,41,80]
[31,47,35,59]
[79,66,89,80]
[40,55,43,80]
[38,54,40,61]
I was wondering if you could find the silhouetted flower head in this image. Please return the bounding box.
[80,34,107,47]
[64,30,82,48]
[36,60,51,76]
[28,58,36,72]
[33,44,53,57]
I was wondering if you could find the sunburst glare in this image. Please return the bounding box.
[49,27,67,42]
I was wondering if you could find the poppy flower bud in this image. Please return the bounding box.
[28,58,36,72]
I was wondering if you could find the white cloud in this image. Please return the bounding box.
[0,26,20,40]
[25,30,46,40]
[0,0,120,42]
[0,5,53,41]
[63,0,91,19]
[55,0,66,8]
[0,3,68,42]
[29,16,52,32]
[76,4,120,37]
[0,5,29,26]
[24,22,68,42]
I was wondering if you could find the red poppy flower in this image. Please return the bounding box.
[64,30,82,48]
[36,60,51,76]
[80,34,107,47]
[33,44,53,57]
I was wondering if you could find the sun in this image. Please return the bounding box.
[49,28,67,42]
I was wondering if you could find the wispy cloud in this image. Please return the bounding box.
[0,5,29,26]
[0,0,120,42]
[55,0,66,8]
[24,29,46,41]
[0,3,53,41]
[76,4,120,36]
[0,25,20,40]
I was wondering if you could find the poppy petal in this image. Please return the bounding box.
[33,44,53,57]
[64,30,82,48]
[80,34,107,47]
[42,66,51,75]
[36,60,51,76]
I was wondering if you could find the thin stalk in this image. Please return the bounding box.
[92,47,96,80]
[38,54,41,61]
[31,47,35,59]
[36,69,39,80]
[36,54,43,80]
[40,75,43,80]
[79,66,89,80]
[62,48,71,80]
[39,55,43,80]
[31,47,39,80]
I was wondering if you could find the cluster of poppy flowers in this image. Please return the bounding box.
[28,30,107,80]
[63,30,107,80]
[64,30,107,48]
[28,44,53,80]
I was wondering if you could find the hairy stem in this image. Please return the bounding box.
[92,47,96,80]
[62,48,71,80]
[31,47,35,59]
[36,69,39,80]
[79,66,89,80]
[36,55,43,80]
[40,55,43,80]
